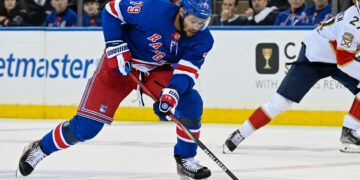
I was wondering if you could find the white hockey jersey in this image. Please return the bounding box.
[304,5,360,66]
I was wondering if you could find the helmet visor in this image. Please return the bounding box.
[184,14,211,31]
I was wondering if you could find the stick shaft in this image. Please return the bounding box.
[129,73,238,180]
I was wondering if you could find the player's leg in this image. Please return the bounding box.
[174,89,211,179]
[331,70,360,152]
[17,55,137,176]
[340,94,360,152]
[143,68,210,179]
[224,45,337,152]
[17,116,104,176]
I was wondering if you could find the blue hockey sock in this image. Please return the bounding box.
[41,115,104,155]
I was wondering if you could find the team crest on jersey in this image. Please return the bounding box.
[341,32,354,48]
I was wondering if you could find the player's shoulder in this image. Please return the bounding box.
[117,0,177,24]
[188,28,214,51]
[342,5,360,23]
[336,6,360,33]
[66,8,77,17]
[119,0,175,13]
[278,9,291,16]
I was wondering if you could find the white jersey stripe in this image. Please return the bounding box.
[173,69,196,82]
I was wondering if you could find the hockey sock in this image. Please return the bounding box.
[248,107,271,129]
[41,121,77,155]
[238,120,256,138]
[174,124,200,158]
[246,93,292,135]
[343,95,360,130]
[41,116,104,155]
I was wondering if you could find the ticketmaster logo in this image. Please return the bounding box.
[0,54,95,79]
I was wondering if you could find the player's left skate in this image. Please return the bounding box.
[16,140,47,177]
[340,127,360,153]
[223,129,245,153]
[175,155,211,180]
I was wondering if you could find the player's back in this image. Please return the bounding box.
[304,5,360,64]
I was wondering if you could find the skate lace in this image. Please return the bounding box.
[25,146,47,168]
[231,131,244,145]
[182,158,204,172]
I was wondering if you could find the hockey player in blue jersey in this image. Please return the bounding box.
[17,0,214,179]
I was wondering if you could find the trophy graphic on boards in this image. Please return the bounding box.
[262,48,272,69]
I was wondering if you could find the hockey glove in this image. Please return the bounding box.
[153,102,172,121]
[105,40,132,76]
[159,88,179,113]
[153,88,180,121]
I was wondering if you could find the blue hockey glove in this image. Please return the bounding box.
[105,40,133,76]
[153,102,171,121]
[153,102,179,121]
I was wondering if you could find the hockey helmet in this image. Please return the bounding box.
[179,0,212,30]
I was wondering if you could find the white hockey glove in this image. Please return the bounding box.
[105,40,132,76]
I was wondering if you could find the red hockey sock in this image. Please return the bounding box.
[349,97,360,121]
[249,107,271,129]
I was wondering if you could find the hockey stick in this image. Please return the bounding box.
[129,72,239,180]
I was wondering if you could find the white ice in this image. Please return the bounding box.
[1,119,359,180]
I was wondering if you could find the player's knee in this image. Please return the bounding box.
[262,93,293,118]
[177,89,203,119]
[68,115,104,142]
[179,117,201,129]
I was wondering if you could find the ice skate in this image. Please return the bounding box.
[16,140,47,177]
[175,155,211,180]
[223,129,245,153]
[340,127,360,153]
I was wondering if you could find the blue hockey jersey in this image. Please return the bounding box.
[274,4,307,26]
[102,0,214,94]
[44,8,77,27]
[303,4,332,26]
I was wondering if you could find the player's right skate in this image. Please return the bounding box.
[174,155,211,180]
[340,127,360,153]
[16,140,47,177]
[223,129,245,153]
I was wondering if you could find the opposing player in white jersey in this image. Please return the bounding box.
[224,1,360,153]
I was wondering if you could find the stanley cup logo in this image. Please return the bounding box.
[262,48,272,69]
[256,43,278,74]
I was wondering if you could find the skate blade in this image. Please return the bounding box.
[15,166,23,177]
[15,146,27,177]
[340,143,360,153]
[222,143,232,154]
[179,174,191,180]
[178,174,207,180]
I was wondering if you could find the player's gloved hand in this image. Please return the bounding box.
[105,40,133,76]
[153,102,172,121]
[153,87,180,121]
[159,88,179,113]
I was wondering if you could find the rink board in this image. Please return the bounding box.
[0,27,354,125]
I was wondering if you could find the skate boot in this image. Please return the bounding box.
[174,155,211,180]
[223,130,245,153]
[16,140,47,176]
[340,127,360,153]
